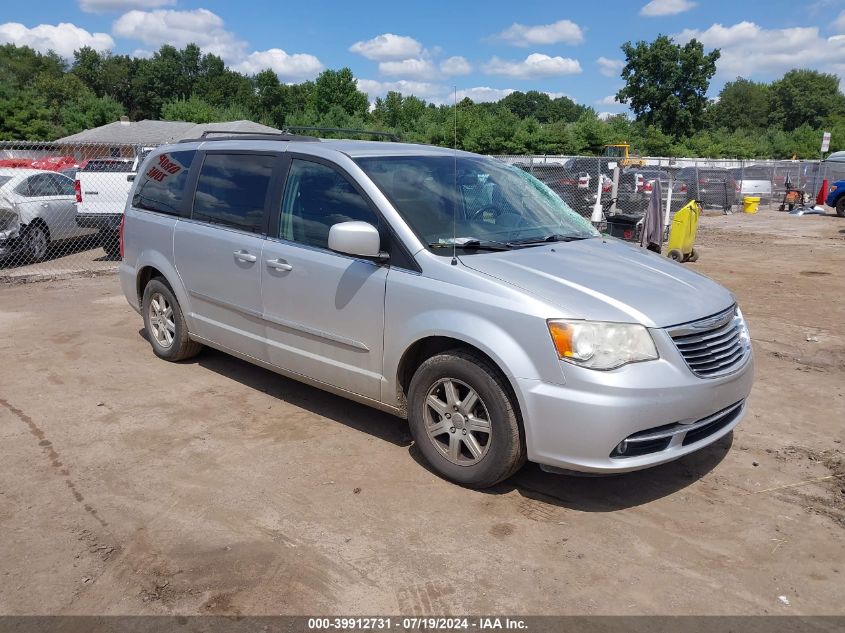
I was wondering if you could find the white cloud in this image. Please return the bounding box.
[233,48,323,81]
[112,9,247,60]
[131,48,153,58]
[596,95,619,105]
[0,21,114,58]
[80,0,174,13]
[483,53,582,79]
[349,33,422,61]
[492,19,584,46]
[597,111,620,120]
[378,58,438,80]
[357,78,444,103]
[676,21,845,78]
[440,55,472,76]
[356,79,516,105]
[544,91,572,100]
[457,87,516,102]
[597,56,624,77]
[640,0,697,16]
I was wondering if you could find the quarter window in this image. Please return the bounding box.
[192,153,274,234]
[278,159,378,249]
[133,150,196,216]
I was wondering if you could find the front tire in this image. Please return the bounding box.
[837,197,845,218]
[25,223,49,262]
[141,278,202,361]
[408,350,525,488]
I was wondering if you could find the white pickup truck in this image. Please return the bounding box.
[75,150,152,256]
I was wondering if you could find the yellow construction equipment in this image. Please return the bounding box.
[665,200,701,263]
[603,143,646,168]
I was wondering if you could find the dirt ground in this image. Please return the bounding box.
[1,206,844,616]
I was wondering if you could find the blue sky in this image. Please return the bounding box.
[2,0,845,113]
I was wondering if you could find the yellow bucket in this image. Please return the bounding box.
[743,196,760,213]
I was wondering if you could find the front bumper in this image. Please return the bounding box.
[0,230,22,258]
[516,329,754,473]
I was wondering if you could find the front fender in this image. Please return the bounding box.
[826,181,845,207]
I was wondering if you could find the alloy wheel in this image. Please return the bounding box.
[424,378,492,466]
[148,292,176,349]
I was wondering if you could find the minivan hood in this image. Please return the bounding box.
[459,237,734,328]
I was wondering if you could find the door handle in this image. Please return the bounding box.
[266,258,293,271]
[233,250,257,263]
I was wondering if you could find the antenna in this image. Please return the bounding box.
[451,86,458,266]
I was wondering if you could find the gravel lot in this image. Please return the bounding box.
[1,207,843,616]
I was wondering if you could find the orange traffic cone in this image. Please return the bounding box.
[815,179,829,206]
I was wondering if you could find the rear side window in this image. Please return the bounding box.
[133,150,196,216]
[192,153,275,234]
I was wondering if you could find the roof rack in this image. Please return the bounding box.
[283,126,401,142]
[178,130,320,143]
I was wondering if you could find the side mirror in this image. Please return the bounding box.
[328,221,387,261]
[126,174,135,182]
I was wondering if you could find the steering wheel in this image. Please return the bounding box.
[468,204,502,222]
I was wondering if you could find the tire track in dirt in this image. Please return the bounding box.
[0,397,108,528]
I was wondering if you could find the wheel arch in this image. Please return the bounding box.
[134,250,193,328]
[395,334,526,427]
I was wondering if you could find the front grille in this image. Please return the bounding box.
[610,401,744,458]
[669,307,749,378]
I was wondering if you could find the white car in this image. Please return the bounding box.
[0,169,95,262]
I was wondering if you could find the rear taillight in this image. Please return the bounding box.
[679,183,688,193]
[560,178,578,186]
[699,178,707,185]
[643,181,653,193]
[119,214,125,259]
[74,179,82,203]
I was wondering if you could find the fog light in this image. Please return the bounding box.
[616,440,628,455]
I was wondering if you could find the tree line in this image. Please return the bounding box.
[1,36,843,158]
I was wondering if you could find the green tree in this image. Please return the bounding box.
[617,34,720,138]
[709,77,770,131]
[310,68,368,117]
[768,69,845,131]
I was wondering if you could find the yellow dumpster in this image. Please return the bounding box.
[742,196,760,213]
[666,200,701,262]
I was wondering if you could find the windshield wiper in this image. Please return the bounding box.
[508,233,593,246]
[428,239,512,251]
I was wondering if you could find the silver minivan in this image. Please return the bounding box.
[120,134,754,487]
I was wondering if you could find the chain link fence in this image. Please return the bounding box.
[2,141,844,282]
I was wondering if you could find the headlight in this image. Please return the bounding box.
[735,307,751,349]
[547,319,658,370]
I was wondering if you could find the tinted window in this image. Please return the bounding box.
[81,159,134,172]
[192,153,274,233]
[50,173,75,196]
[133,150,196,216]
[278,159,378,249]
[19,174,60,197]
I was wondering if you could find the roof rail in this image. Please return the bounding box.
[178,130,320,143]
[283,126,401,142]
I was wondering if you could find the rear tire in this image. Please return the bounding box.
[837,197,845,218]
[408,350,525,488]
[102,233,120,259]
[141,278,202,362]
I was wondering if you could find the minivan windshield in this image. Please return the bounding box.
[355,155,599,252]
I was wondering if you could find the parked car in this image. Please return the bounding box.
[730,165,774,203]
[825,180,845,217]
[615,168,688,215]
[120,136,754,488]
[75,152,151,257]
[0,169,96,262]
[676,167,739,210]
